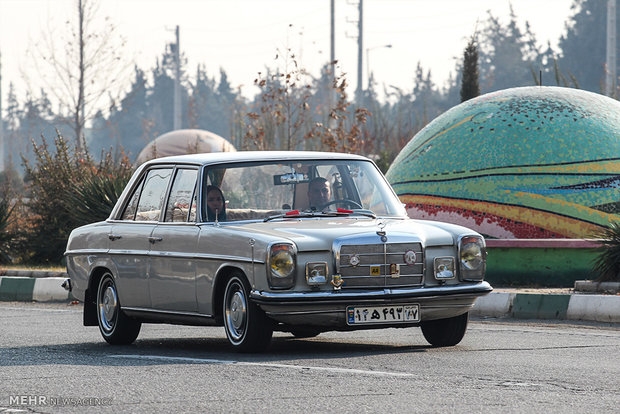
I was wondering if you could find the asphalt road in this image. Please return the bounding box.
[0,302,618,413]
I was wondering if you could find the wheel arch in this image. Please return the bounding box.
[212,265,248,324]
[83,266,114,326]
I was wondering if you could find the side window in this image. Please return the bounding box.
[121,178,145,220]
[135,168,173,221]
[164,169,198,222]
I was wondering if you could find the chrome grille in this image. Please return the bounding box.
[338,242,424,289]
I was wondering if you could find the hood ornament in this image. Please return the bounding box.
[376,220,387,242]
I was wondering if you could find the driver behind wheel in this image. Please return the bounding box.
[307,177,331,211]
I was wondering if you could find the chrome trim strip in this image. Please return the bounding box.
[251,282,492,303]
[76,250,261,264]
[106,219,158,224]
[107,250,150,257]
[148,251,257,263]
[121,307,214,319]
[65,249,108,256]
[340,274,422,280]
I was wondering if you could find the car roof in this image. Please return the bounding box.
[142,151,371,167]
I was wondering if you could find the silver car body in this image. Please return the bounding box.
[65,151,492,349]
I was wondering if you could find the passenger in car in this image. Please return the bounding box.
[307,177,331,210]
[206,185,227,222]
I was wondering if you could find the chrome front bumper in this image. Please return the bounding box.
[251,282,493,328]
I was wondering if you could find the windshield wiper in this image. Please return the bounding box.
[264,208,376,222]
[327,208,377,219]
[348,210,377,219]
[263,210,318,222]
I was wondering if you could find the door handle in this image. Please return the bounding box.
[108,234,122,241]
[148,236,163,243]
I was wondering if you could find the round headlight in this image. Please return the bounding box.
[270,246,295,278]
[460,241,483,270]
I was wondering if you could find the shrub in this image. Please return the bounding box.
[63,152,134,225]
[0,190,16,264]
[22,133,133,264]
[592,221,620,282]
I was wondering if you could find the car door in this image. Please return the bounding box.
[148,167,200,312]
[109,167,173,309]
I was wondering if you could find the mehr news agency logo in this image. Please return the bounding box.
[9,395,112,407]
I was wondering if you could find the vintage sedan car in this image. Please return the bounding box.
[65,151,492,352]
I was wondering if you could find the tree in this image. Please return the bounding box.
[411,62,446,128]
[107,66,150,158]
[25,0,128,149]
[4,83,21,168]
[0,187,16,264]
[187,66,236,140]
[460,35,481,102]
[557,0,620,94]
[244,49,313,151]
[146,45,190,140]
[477,7,543,92]
[305,74,371,154]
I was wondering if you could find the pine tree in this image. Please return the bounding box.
[557,0,619,94]
[460,35,480,102]
[478,7,542,91]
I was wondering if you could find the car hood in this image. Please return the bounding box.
[226,217,468,251]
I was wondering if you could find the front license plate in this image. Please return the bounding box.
[346,304,420,325]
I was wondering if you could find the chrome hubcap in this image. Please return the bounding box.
[225,283,247,342]
[99,281,118,332]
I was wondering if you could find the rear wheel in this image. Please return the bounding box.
[223,273,273,352]
[420,312,469,347]
[96,273,141,345]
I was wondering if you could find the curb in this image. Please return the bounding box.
[0,270,68,278]
[0,277,72,302]
[1,276,619,323]
[472,291,620,323]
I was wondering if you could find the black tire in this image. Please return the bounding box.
[96,273,141,345]
[420,312,469,347]
[223,273,273,352]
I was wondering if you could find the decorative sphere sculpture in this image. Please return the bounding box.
[136,129,236,165]
[386,86,620,238]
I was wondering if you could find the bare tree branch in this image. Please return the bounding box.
[23,0,131,148]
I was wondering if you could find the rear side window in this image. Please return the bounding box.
[134,168,173,221]
[121,178,144,220]
[164,169,198,222]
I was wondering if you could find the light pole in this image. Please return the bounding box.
[366,44,392,90]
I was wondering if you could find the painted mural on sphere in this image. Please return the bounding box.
[386,86,620,239]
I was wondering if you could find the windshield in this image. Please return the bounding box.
[201,159,407,222]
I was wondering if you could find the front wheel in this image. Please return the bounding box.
[96,273,141,345]
[223,273,273,352]
[420,312,469,347]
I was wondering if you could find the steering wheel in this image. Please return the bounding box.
[322,199,362,209]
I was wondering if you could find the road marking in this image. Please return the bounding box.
[0,306,79,313]
[109,354,414,377]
